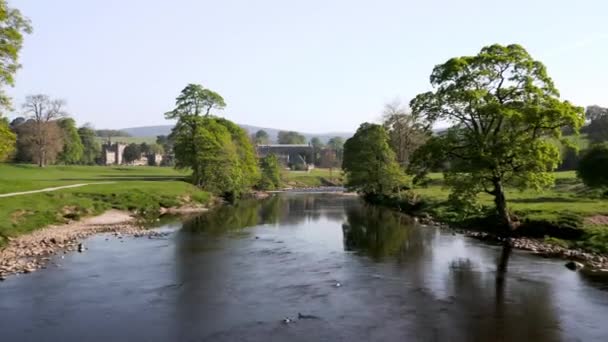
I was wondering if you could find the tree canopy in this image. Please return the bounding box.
[342,123,407,197]
[382,101,429,168]
[167,84,259,198]
[0,118,15,161]
[78,125,100,165]
[57,118,84,164]
[410,44,585,229]
[277,131,306,145]
[258,154,281,190]
[253,130,270,145]
[123,143,141,163]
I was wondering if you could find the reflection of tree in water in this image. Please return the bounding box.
[342,205,414,260]
[431,244,562,341]
[182,194,355,234]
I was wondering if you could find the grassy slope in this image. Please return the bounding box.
[411,171,608,252]
[0,164,210,245]
[281,168,344,188]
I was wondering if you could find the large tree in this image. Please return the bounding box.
[277,131,306,145]
[382,101,429,168]
[78,125,101,165]
[57,118,84,164]
[342,123,407,197]
[0,1,32,158]
[410,44,584,230]
[166,84,227,185]
[21,95,67,166]
[327,136,345,164]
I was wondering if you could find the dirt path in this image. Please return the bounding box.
[0,182,115,198]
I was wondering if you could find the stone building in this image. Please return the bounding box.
[101,142,126,165]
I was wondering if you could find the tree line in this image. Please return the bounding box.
[342,43,607,232]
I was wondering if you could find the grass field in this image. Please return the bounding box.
[0,164,210,245]
[281,168,344,187]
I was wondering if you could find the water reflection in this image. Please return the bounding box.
[3,194,608,341]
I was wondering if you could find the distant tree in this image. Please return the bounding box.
[382,100,429,168]
[78,125,101,165]
[327,136,345,164]
[57,118,84,164]
[584,105,608,143]
[9,117,25,129]
[147,143,164,155]
[577,143,608,190]
[254,129,270,145]
[0,2,32,159]
[342,123,407,197]
[277,131,306,145]
[410,44,584,230]
[310,137,324,164]
[94,129,130,138]
[586,105,608,122]
[258,154,281,190]
[156,135,173,154]
[166,84,227,185]
[139,142,150,155]
[122,143,141,164]
[21,95,68,166]
[0,117,15,161]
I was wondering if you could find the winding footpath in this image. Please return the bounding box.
[0,182,115,198]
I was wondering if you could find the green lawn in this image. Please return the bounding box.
[413,171,608,221]
[282,168,344,187]
[0,164,210,245]
[0,164,189,194]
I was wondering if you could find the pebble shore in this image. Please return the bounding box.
[0,210,168,280]
[417,216,608,271]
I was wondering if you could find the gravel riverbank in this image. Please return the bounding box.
[0,210,165,280]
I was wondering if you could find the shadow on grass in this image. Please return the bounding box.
[509,197,587,204]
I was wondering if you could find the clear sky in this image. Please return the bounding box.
[7,0,608,133]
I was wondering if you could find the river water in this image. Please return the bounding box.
[2,193,608,341]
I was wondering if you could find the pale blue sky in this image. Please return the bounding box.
[7,0,608,132]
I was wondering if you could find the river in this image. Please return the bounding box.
[1,193,608,341]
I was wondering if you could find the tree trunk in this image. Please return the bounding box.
[492,178,514,232]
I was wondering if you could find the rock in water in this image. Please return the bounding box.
[77,243,84,253]
[565,261,584,271]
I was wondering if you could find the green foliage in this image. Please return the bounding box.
[410,44,585,227]
[57,118,84,164]
[0,1,31,112]
[254,130,270,145]
[164,83,226,119]
[577,143,608,189]
[584,105,608,143]
[258,154,281,190]
[122,143,141,163]
[78,125,101,165]
[166,84,259,197]
[342,123,408,196]
[382,101,429,168]
[0,117,15,161]
[277,131,306,145]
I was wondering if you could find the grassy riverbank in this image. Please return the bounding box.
[0,164,212,246]
[404,171,608,252]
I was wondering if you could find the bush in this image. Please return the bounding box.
[258,154,281,190]
[577,143,608,189]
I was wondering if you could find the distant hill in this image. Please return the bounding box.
[119,124,352,143]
